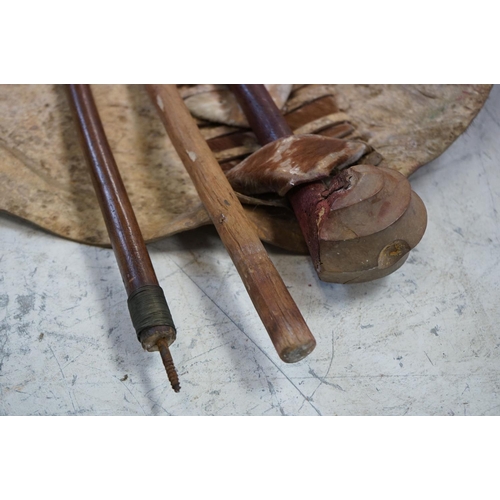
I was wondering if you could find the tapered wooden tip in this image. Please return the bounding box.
[280,338,317,363]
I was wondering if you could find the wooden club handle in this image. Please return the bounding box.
[146,84,316,363]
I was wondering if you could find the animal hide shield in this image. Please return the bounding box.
[0,84,491,254]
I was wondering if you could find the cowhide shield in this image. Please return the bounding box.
[0,84,491,253]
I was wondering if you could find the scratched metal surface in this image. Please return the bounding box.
[0,86,499,416]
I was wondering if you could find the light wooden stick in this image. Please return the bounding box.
[146,84,316,363]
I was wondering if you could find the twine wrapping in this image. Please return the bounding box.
[127,285,175,341]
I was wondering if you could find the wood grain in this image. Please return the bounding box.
[67,85,159,295]
[146,84,316,363]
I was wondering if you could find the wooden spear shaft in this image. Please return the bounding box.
[146,84,316,363]
[67,84,180,392]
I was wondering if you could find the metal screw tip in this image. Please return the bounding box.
[157,339,180,393]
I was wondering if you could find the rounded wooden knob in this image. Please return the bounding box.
[289,164,427,283]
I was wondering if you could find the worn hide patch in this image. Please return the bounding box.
[226,135,369,196]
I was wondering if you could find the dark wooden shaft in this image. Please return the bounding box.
[229,85,322,253]
[67,84,158,295]
[68,84,179,391]
[228,85,293,144]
